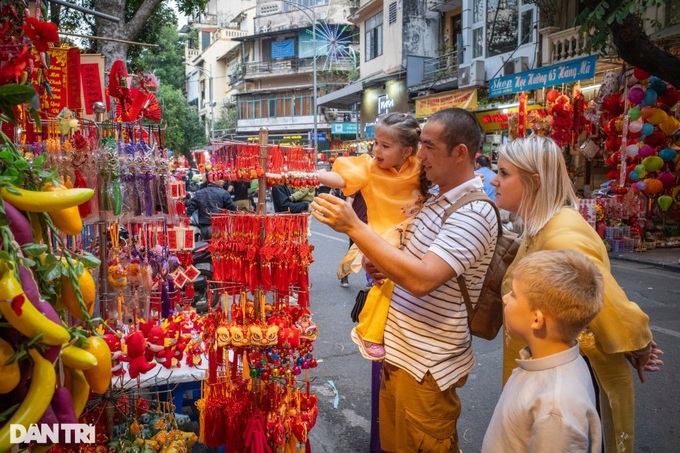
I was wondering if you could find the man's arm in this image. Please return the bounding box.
[312,193,456,297]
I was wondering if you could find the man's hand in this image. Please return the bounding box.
[311,193,360,234]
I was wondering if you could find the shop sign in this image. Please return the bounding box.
[488,55,597,97]
[307,132,327,142]
[377,93,395,116]
[331,123,358,135]
[415,88,478,118]
[475,104,545,132]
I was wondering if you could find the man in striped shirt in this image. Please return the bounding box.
[313,108,497,453]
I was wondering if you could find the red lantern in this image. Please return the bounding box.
[546,89,559,103]
[317,153,326,162]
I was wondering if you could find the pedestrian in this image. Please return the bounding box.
[227,180,253,212]
[491,134,664,453]
[318,112,429,361]
[313,107,497,453]
[474,154,497,201]
[185,176,237,240]
[482,249,604,453]
[271,184,310,213]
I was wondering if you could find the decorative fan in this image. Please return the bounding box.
[115,88,161,122]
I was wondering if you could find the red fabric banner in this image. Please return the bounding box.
[81,63,103,114]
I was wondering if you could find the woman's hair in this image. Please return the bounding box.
[375,112,430,197]
[511,249,604,341]
[498,135,578,238]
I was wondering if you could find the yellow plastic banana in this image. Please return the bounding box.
[0,185,94,213]
[43,182,84,235]
[61,344,98,370]
[0,262,70,346]
[0,349,56,452]
[68,368,90,418]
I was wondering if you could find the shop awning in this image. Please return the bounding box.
[317,81,364,109]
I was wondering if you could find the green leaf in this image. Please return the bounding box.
[0,104,16,123]
[33,154,45,166]
[43,261,63,281]
[0,250,10,261]
[22,243,48,257]
[0,84,37,106]
[78,252,101,268]
[29,108,43,133]
[0,403,20,423]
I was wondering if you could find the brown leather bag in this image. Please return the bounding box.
[443,191,520,340]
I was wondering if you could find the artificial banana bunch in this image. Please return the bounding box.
[0,349,56,452]
[0,261,70,346]
[68,368,90,418]
[81,336,112,394]
[42,181,85,235]
[61,344,98,370]
[0,338,20,394]
[0,185,93,213]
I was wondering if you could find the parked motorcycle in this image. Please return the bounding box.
[191,241,219,313]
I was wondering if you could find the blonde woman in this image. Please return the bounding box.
[490,134,663,453]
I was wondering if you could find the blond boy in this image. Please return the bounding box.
[482,249,604,453]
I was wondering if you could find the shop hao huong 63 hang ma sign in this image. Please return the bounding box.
[488,55,597,98]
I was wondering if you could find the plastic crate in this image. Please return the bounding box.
[605,226,630,240]
[612,238,635,253]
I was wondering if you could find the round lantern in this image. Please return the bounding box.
[640,122,654,136]
[647,109,668,125]
[643,178,664,194]
[546,89,560,103]
[640,106,656,120]
[642,155,664,172]
[628,107,641,120]
[625,144,640,157]
[627,86,645,104]
[317,153,326,162]
[636,180,647,191]
[658,170,676,187]
[659,148,677,162]
[629,171,639,181]
[649,76,667,95]
[638,145,655,158]
[642,88,658,106]
[628,120,643,133]
[644,130,666,148]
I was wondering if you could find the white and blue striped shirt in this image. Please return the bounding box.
[384,178,497,390]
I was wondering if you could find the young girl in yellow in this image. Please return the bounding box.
[318,112,428,360]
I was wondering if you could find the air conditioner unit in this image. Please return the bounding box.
[458,60,485,88]
[503,56,529,76]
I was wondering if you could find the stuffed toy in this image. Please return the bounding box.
[123,331,156,379]
[103,333,126,377]
[146,325,174,369]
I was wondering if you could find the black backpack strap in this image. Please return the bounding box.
[441,190,503,325]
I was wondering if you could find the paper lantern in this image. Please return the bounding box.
[629,171,639,181]
[640,122,654,136]
[648,77,667,95]
[640,106,656,119]
[633,68,650,80]
[627,86,645,104]
[644,130,666,148]
[647,108,667,125]
[636,180,647,191]
[635,164,646,173]
[546,89,560,102]
[658,170,675,187]
[625,144,639,157]
[638,145,655,158]
[642,156,664,172]
[628,107,641,120]
[658,195,673,211]
[628,120,643,133]
[659,115,680,135]
[642,88,658,106]
[643,178,664,194]
[659,148,677,162]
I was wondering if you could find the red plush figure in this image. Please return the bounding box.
[122,331,156,379]
[146,325,173,369]
[164,321,187,366]
[103,333,126,377]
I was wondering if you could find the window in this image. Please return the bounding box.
[520,9,533,45]
[473,27,484,58]
[389,2,397,25]
[201,31,211,51]
[365,12,383,61]
[487,0,518,57]
[473,0,484,24]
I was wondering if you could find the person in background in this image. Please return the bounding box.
[313,108,496,453]
[491,134,663,453]
[228,180,253,212]
[185,176,237,239]
[474,154,497,201]
[482,249,604,453]
[318,112,428,361]
[271,184,310,213]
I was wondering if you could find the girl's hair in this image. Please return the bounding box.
[375,112,420,156]
[375,112,430,197]
[497,135,578,238]
[511,249,603,341]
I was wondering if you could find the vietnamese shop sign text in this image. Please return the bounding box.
[488,55,597,97]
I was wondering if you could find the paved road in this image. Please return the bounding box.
[306,219,680,452]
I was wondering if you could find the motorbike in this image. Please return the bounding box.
[190,240,219,313]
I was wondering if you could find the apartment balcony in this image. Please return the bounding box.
[428,0,463,13]
[244,56,355,80]
[186,48,200,61]
[541,26,588,65]
[422,49,459,83]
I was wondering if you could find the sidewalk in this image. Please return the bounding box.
[609,247,680,273]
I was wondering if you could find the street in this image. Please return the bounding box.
[305,218,680,452]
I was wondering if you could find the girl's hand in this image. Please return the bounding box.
[625,340,664,383]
